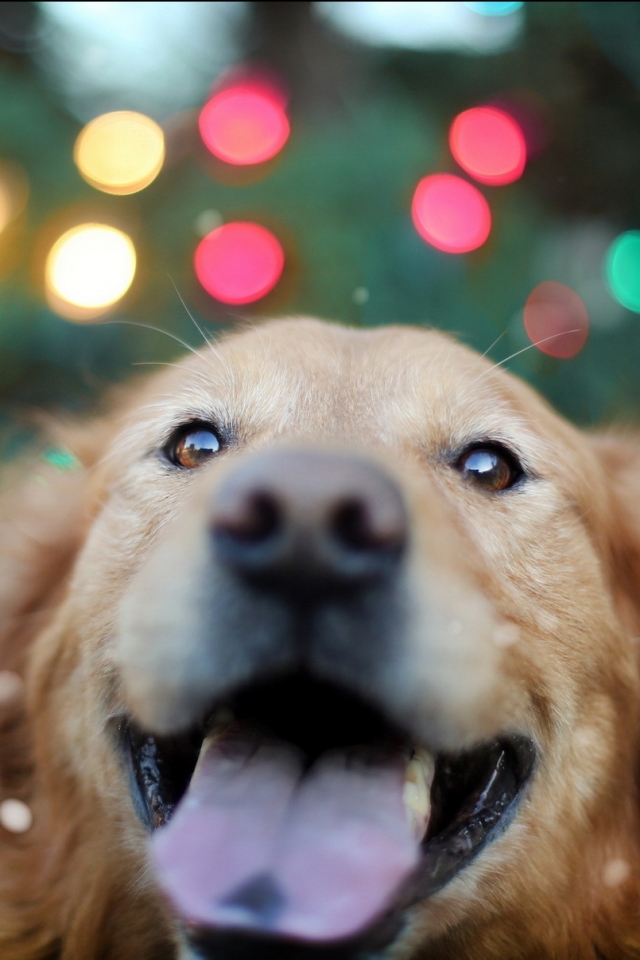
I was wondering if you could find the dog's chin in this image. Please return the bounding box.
[118,674,534,960]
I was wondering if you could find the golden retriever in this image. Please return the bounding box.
[0,317,639,960]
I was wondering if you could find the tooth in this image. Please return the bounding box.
[191,709,236,780]
[403,749,435,841]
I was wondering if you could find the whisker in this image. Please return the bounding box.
[479,326,511,361]
[101,319,200,357]
[168,275,214,348]
[100,319,220,375]
[471,329,580,389]
[168,276,238,376]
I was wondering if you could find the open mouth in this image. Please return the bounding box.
[121,675,534,954]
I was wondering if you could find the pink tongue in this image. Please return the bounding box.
[151,727,420,942]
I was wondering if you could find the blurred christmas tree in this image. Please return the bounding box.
[1,0,640,449]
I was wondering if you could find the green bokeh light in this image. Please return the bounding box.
[41,446,80,471]
[605,231,640,313]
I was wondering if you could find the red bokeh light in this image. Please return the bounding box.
[411,174,491,254]
[449,107,526,186]
[523,282,589,358]
[194,222,284,305]
[490,97,549,160]
[199,83,290,165]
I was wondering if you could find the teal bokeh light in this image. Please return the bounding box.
[464,2,524,16]
[41,447,80,471]
[605,231,640,313]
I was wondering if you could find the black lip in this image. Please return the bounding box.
[413,735,535,899]
[119,679,535,957]
[185,926,388,960]
[120,721,201,831]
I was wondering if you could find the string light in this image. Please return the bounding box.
[0,161,28,235]
[464,2,524,15]
[199,82,289,165]
[523,281,589,357]
[412,174,491,253]
[194,222,284,304]
[0,799,32,834]
[74,111,165,195]
[450,106,526,185]
[605,231,640,313]
[45,224,136,319]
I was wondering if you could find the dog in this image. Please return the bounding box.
[1,316,639,960]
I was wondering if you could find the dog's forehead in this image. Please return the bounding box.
[147,319,562,450]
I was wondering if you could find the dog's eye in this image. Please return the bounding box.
[168,425,221,469]
[456,445,521,492]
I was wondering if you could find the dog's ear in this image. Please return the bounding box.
[0,415,127,958]
[0,415,118,671]
[591,434,640,637]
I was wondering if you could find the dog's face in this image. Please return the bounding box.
[12,318,640,960]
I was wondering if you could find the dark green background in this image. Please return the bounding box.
[1,1,640,454]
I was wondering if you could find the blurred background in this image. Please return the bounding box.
[1,0,640,455]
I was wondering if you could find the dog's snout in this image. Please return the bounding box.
[211,449,407,590]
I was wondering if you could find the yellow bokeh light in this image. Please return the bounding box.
[45,224,136,320]
[0,161,28,235]
[74,111,165,195]
[0,182,12,235]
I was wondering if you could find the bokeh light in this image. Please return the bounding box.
[318,1,523,54]
[199,82,290,165]
[74,111,165,195]
[37,2,245,123]
[605,231,640,313]
[523,282,589,357]
[41,446,81,470]
[194,209,223,237]
[412,174,491,253]
[45,224,136,319]
[0,798,32,834]
[449,106,526,185]
[0,161,28,234]
[464,2,524,15]
[0,178,15,236]
[490,96,549,161]
[194,222,284,304]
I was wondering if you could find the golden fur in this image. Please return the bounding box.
[1,317,640,959]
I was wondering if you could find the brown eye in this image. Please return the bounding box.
[171,426,221,469]
[456,446,520,492]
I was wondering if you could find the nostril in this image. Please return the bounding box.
[331,501,375,551]
[215,491,281,545]
[211,451,407,588]
[331,498,406,556]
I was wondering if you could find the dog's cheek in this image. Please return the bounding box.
[115,498,214,732]
[377,480,515,751]
[452,483,630,694]
[399,548,511,752]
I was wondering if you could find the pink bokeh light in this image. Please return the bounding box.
[199,83,290,166]
[449,106,526,186]
[523,282,589,358]
[194,222,285,305]
[411,174,491,254]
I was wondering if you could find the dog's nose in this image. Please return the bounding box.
[211,449,407,591]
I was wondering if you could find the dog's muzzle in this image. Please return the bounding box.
[118,448,534,960]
